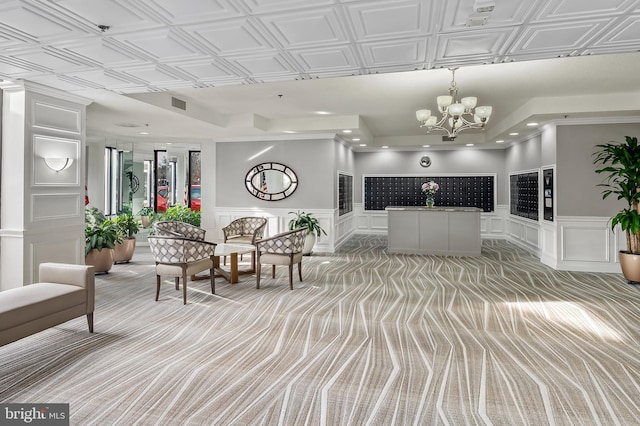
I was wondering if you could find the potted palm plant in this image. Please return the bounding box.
[288,210,327,255]
[593,135,640,283]
[113,212,140,263]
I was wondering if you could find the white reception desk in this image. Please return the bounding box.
[386,206,482,257]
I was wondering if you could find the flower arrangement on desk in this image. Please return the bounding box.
[421,181,439,207]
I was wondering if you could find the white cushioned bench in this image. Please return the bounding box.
[0,263,95,347]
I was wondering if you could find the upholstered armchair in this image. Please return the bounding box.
[222,217,267,245]
[255,228,307,290]
[154,221,206,241]
[148,236,216,304]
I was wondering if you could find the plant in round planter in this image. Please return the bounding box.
[113,212,140,264]
[593,135,640,283]
[288,210,327,255]
[85,218,121,273]
[137,206,155,229]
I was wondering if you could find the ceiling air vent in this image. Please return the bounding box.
[171,97,186,111]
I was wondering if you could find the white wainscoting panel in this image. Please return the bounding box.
[554,216,622,273]
[562,227,610,262]
[0,230,27,290]
[0,224,84,288]
[482,205,508,239]
[335,211,356,250]
[31,235,84,283]
[507,215,540,255]
[32,193,81,222]
[370,213,388,231]
[33,101,82,134]
[540,221,558,268]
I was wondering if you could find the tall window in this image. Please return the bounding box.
[143,160,153,210]
[154,150,171,212]
[187,151,201,211]
[104,147,120,216]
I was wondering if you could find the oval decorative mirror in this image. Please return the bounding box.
[245,162,298,201]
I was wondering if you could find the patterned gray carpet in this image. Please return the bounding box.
[1,236,640,425]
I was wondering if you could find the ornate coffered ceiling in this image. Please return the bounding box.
[1,0,639,148]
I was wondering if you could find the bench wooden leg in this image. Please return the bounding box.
[86,313,94,333]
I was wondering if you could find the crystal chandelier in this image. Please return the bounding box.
[416,67,492,140]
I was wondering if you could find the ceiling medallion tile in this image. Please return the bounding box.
[347,0,433,40]
[185,20,273,55]
[148,0,243,24]
[259,8,348,48]
[361,38,427,66]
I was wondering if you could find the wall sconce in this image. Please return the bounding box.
[44,157,74,172]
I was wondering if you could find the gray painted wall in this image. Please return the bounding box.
[216,138,337,208]
[354,149,508,205]
[556,123,640,217]
[334,141,355,205]
[540,125,557,167]
[504,134,542,174]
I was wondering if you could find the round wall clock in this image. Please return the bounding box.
[420,156,431,168]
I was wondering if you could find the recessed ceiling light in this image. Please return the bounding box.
[423,144,430,148]
[496,140,505,143]
[509,132,519,136]
[527,122,539,127]
[343,129,352,133]
[466,143,474,147]
[283,130,296,134]
[352,138,360,142]
[316,111,331,115]
[381,145,388,148]
[139,131,149,135]
[359,144,367,147]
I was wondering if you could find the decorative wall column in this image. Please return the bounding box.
[0,81,90,290]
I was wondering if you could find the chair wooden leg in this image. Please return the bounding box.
[272,264,276,278]
[156,275,161,301]
[289,264,293,290]
[210,266,215,294]
[256,262,261,289]
[175,277,180,290]
[298,262,302,282]
[256,250,262,289]
[182,267,188,305]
